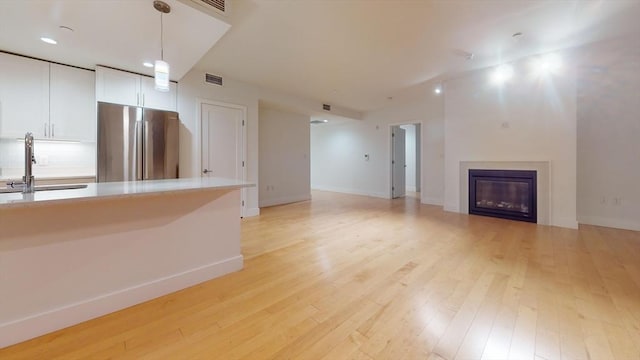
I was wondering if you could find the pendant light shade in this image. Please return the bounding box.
[154,60,170,91]
[153,1,171,92]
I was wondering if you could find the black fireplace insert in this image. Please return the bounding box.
[469,169,537,223]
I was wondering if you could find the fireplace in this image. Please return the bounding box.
[468,169,537,223]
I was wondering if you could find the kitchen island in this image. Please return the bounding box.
[0,177,254,347]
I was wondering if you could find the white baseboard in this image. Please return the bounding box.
[311,185,390,199]
[259,194,311,208]
[551,217,579,229]
[578,215,640,231]
[444,202,460,213]
[244,207,260,217]
[0,256,243,348]
[312,185,369,197]
[422,196,443,206]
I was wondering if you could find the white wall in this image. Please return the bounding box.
[576,37,640,231]
[311,120,382,197]
[443,53,578,228]
[311,95,444,204]
[178,70,260,216]
[178,68,357,216]
[258,106,311,207]
[400,124,416,192]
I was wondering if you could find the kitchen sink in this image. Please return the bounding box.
[0,184,88,194]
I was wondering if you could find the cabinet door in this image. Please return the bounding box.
[0,53,49,138]
[95,66,140,107]
[50,64,97,141]
[140,76,177,111]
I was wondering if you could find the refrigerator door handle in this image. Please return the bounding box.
[135,120,143,180]
[143,121,151,180]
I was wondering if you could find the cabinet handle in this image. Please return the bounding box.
[44,123,47,137]
[51,123,55,137]
[142,93,145,107]
[137,93,140,106]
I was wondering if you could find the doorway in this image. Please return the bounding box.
[391,123,421,199]
[200,101,247,216]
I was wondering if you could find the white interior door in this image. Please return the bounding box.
[201,102,245,214]
[392,126,406,198]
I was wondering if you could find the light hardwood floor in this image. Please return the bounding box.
[2,191,640,359]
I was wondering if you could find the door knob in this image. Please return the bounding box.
[203,169,213,174]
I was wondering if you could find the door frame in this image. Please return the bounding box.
[387,121,424,199]
[196,98,248,217]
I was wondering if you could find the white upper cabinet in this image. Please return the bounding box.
[140,76,177,111]
[95,66,140,107]
[96,66,177,111]
[0,52,49,138]
[50,64,96,141]
[0,53,96,141]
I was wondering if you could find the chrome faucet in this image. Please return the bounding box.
[6,132,36,193]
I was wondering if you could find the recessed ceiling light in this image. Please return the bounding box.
[143,62,154,68]
[490,64,514,85]
[434,86,442,94]
[40,37,57,45]
[531,53,562,77]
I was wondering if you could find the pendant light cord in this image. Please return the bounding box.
[160,13,164,61]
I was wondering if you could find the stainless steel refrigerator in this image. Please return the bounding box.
[97,102,179,182]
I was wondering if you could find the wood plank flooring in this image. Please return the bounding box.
[2,190,640,359]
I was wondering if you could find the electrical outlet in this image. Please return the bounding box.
[37,155,49,166]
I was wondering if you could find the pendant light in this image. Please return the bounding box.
[153,0,171,92]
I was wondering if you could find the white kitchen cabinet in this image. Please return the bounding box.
[0,52,50,138]
[140,76,177,111]
[0,53,96,142]
[50,64,96,141]
[95,66,140,107]
[96,66,177,111]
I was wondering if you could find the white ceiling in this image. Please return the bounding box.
[0,0,229,80]
[195,0,640,112]
[0,1,639,114]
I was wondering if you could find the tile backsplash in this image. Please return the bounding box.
[0,138,95,179]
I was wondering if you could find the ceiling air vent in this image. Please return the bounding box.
[322,104,331,111]
[205,73,223,86]
[184,0,228,16]
[200,0,225,13]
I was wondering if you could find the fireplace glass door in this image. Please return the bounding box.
[469,169,537,223]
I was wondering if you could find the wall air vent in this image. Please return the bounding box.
[184,0,227,16]
[205,73,223,86]
[322,104,331,111]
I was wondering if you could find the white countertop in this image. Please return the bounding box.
[0,177,254,208]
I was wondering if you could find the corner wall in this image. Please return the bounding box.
[177,68,360,216]
[443,54,578,228]
[310,96,444,204]
[177,70,260,216]
[576,37,640,231]
[258,106,310,207]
